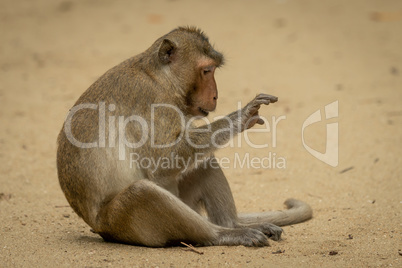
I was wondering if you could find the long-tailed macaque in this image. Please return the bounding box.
[57,26,312,247]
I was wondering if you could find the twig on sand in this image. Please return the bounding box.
[180,242,204,255]
[339,166,354,174]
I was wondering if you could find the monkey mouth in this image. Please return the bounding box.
[198,107,210,116]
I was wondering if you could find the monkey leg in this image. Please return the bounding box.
[179,158,314,241]
[95,179,272,247]
[95,179,217,247]
[179,157,238,228]
[178,158,283,242]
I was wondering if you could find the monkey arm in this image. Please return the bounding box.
[182,93,278,154]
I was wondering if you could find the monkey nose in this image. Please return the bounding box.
[211,99,217,110]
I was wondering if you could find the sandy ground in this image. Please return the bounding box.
[1,0,401,267]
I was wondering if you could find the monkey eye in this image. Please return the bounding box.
[202,66,214,75]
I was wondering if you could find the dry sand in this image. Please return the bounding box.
[1,0,401,267]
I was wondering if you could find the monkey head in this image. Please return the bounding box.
[155,26,224,117]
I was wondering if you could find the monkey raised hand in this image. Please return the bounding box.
[242,93,278,130]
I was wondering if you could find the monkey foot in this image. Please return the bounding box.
[252,223,283,241]
[215,228,270,247]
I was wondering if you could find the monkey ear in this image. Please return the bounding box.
[158,39,177,64]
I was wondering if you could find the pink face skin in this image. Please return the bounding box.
[189,59,218,117]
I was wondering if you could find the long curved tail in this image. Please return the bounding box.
[238,199,313,227]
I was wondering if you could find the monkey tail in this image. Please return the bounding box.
[238,199,313,227]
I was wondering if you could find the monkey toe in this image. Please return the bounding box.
[249,223,283,241]
[243,229,270,247]
[264,224,283,241]
[216,228,270,247]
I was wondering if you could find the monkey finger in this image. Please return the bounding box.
[248,100,267,110]
[248,113,264,125]
[256,118,265,125]
[256,93,278,102]
[252,98,272,106]
[255,93,278,104]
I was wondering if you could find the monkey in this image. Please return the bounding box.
[57,26,312,247]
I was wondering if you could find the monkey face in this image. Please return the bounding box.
[186,59,219,117]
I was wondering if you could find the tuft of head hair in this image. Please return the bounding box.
[175,26,210,42]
